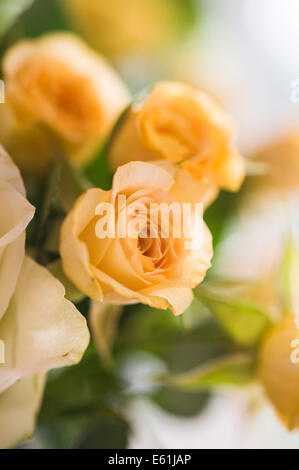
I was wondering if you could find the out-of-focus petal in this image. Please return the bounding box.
[0,374,45,449]
[0,146,34,320]
[258,313,299,430]
[0,256,90,393]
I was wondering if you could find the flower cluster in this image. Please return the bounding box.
[0,25,298,449]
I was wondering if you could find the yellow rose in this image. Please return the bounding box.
[258,313,299,430]
[61,0,194,58]
[60,161,213,315]
[0,147,90,448]
[1,33,130,173]
[109,81,245,193]
[0,105,56,175]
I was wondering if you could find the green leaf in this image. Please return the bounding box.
[25,411,129,449]
[0,0,33,39]
[34,164,60,244]
[36,341,129,449]
[39,343,124,424]
[278,237,299,315]
[162,354,256,391]
[83,103,132,189]
[195,285,272,347]
[21,416,91,449]
[83,143,112,190]
[72,414,130,449]
[204,190,242,251]
[38,124,92,211]
[32,163,61,264]
[152,387,210,417]
[174,0,200,35]
[116,304,239,377]
[44,216,63,254]
[17,0,69,38]
[56,146,91,212]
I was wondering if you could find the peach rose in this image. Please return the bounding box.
[1,33,130,173]
[62,0,194,57]
[60,161,213,315]
[109,81,245,194]
[258,313,299,430]
[0,147,90,448]
[252,131,299,191]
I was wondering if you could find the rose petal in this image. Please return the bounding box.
[259,313,299,430]
[0,146,35,320]
[182,222,213,287]
[0,256,90,393]
[112,161,174,202]
[149,287,194,316]
[215,148,245,192]
[0,144,26,195]
[60,188,110,300]
[0,374,45,449]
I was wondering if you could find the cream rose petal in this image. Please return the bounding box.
[0,144,26,194]
[0,146,35,320]
[0,182,34,248]
[0,256,90,393]
[0,374,46,449]
[0,235,25,321]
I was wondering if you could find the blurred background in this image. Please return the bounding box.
[1,0,299,449]
[2,0,298,160]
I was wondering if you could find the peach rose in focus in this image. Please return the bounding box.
[0,33,130,174]
[60,161,213,316]
[109,81,245,196]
